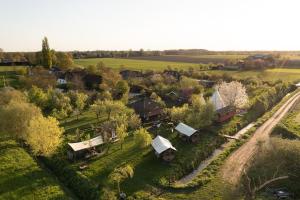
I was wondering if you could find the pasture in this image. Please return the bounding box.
[0,135,70,200]
[74,58,200,71]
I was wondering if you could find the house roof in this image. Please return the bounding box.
[211,90,226,111]
[295,82,300,87]
[129,97,163,118]
[175,122,197,137]
[68,136,104,152]
[151,135,176,154]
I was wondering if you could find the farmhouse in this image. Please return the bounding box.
[128,97,163,121]
[151,135,177,161]
[175,122,199,143]
[67,136,104,160]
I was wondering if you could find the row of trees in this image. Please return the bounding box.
[0,88,62,156]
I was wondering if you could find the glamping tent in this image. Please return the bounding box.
[67,136,104,160]
[175,122,199,143]
[151,135,177,161]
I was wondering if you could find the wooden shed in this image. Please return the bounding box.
[151,136,177,162]
[175,122,199,143]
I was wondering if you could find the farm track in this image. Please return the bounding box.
[221,91,300,185]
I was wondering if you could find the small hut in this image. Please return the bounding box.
[151,135,177,162]
[67,136,104,160]
[175,122,199,143]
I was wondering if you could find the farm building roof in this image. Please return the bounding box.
[175,122,197,137]
[68,136,104,152]
[211,90,226,111]
[151,135,177,154]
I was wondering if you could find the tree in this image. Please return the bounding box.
[114,80,129,101]
[216,81,248,109]
[168,104,189,123]
[27,86,48,110]
[127,114,141,130]
[55,52,74,69]
[179,76,198,90]
[68,91,88,114]
[26,116,63,156]
[41,37,52,68]
[0,101,42,140]
[109,164,134,194]
[134,128,152,148]
[116,124,127,149]
[101,188,117,200]
[0,88,27,106]
[47,89,72,119]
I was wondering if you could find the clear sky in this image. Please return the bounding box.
[1,0,300,51]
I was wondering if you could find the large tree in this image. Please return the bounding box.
[26,116,63,156]
[41,37,52,68]
[109,164,134,194]
[134,128,152,148]
[55,52,74,69]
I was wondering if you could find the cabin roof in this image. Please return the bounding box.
[151,135,176,154]
[68,136,104,152]
[175,122,197,137]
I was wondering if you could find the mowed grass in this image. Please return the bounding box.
[74,58,200,71]
[0,66,26,88]
[0,135,71,200]
[205,68,300,82]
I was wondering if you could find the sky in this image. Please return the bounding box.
[1,0,300,51]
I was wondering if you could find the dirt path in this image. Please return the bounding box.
[221,91,300,185]
[176,123,255,185]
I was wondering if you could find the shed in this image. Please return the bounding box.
[67,136,104,159]
[175,122,199,143]
[151,135,177,161]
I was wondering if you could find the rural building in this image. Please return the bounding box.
[128,97,163,121]
[175,122,199,143]
[67,136,104,160]
[215,106,236,123]
[120,70,143,80]
[163,70,181,81]
[151,135,177,162]
[57,78,67,85]
[211,90,236,122]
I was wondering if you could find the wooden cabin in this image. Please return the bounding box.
[175,122,199,143]
[151,135,177,162]
[216,106,236,123]
[67,136,104,160]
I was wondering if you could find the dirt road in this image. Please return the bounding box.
[221,91,300,185]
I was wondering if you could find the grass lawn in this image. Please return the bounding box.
[0,135,71,200]
[74,58,200,71]
[60,110,223,196]
[0,66,26,88]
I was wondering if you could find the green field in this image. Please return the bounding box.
[74,58,200,71]
[0,135,71,200]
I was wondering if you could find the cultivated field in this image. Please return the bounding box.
[0,135,70,200]
[74,58,200,71]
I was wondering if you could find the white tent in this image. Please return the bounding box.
[68,136,104,152]
[175,122,197,137]
[211,90,226,111]
[151,135,177,154]
[296,82,300,87]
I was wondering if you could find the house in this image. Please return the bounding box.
[211,90,235,122]
[163,70,181,81]
[151,135,177,162]
[67,135,104,160]
[175,122,199,143]
[120,70,143,80]
[57,78,67,85]
[215,106,236,123]
[128,97,163,121]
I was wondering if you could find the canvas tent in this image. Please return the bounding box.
[211,90,226,111]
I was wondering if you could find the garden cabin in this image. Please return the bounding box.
[67,136,104,160]
[151,135,177,162]
[129,97,163,121]
[175,122,199,143]
[215,106,236,123]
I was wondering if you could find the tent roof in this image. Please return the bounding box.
[175,122,197,137]
[296,82,300,87]
[151,135,176,154]
[211,90,226,111]
[68,136,104,152]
